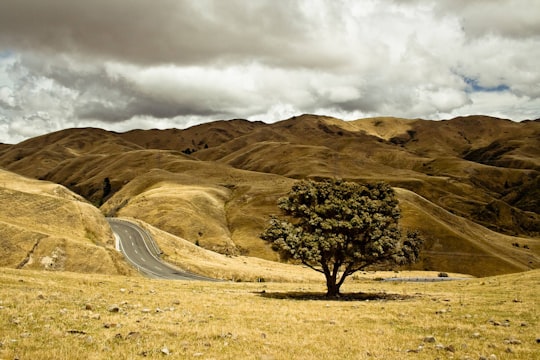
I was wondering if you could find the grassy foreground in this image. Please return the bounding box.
[0,268,538,359]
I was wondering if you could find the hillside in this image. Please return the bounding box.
[0,169,132,275]
[0,115,538,277]
[0,128,143,180]
[396,188,538,276]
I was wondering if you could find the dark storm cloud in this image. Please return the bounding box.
[73,95,227,122]
[0,0,347,69]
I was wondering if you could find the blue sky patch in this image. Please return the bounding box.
[0,50,14,59]
[463,76,510,93]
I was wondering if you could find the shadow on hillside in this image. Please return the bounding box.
[256,291,416,302]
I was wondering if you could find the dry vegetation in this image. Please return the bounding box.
[130,217,344,283]
[0,115,539,359]
[0,115,538,277]
[0,268,538,359]
[0,169,133,275]
[396,188,539,276]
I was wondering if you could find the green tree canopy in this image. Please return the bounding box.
[261,179,421,297]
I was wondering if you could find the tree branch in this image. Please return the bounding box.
[301,260,324,274]
[336,262,368,287]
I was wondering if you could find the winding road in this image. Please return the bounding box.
[107,218,215,281]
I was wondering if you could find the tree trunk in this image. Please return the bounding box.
[325,274,341,297]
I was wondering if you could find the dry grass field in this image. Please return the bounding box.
[0,268,538,360]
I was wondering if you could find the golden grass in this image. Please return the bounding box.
[347,116,417,140]
[396,188,540,275]
[117,183,236,253]
[0,169,132,275]
[103,167,540,278]
[132,217,322,282]
[100,167,295,259]
[0,268,538,359]
[130,216,468,283]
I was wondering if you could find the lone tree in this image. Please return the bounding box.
[261,179,422,297]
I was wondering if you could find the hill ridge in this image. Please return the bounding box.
[0,115,538,276]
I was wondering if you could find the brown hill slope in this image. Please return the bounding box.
[100,165,294,259]
[118,119,266,153]
[396,188,538,276]
[93,159,537,276]
[0,115,538,277]
[100,165,539,276]
[0,169,132,274]
[191,115,539,236]
[0,128,143,179]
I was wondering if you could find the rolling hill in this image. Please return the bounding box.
[0,114,538,277]
[0,169,133,275]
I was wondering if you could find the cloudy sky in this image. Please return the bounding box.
[0,0,539,144]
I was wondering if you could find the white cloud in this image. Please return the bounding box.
[0,0,538,143]
[442,91,540,121]
[0,86,16,108]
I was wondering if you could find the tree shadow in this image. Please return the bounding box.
[256,291,416,301]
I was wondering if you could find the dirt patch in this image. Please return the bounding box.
[40,247,66,270]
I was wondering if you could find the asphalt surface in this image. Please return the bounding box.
[382,277,468,282]
[107,218,216,281]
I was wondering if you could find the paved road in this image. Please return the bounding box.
[107,218,216,281]
[382,277,468,282]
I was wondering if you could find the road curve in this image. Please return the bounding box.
[107,218,216,281]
